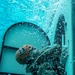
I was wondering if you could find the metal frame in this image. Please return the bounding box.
[0,22,50,62]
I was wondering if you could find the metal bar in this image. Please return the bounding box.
[4,45,19,50]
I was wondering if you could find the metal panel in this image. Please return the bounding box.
[0,22,50,74]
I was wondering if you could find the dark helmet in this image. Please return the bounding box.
[15,44,34,64]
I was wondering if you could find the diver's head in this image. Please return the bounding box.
[15,44,35,64]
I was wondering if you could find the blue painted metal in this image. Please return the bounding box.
[0,22,50,74]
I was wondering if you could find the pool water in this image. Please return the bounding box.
[0,0,73,75]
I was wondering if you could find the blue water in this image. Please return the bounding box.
[0,0,50,34]
[0,0,63,46]
[0,0,73,75]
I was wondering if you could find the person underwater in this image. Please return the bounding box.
[15,44,68,75]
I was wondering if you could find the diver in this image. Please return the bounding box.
[15,44,68,75]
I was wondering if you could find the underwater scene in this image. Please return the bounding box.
[0,0,74,75]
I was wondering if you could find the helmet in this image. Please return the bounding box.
[15,44,34,64]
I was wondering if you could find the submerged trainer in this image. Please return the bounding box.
[15,44,68,75]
